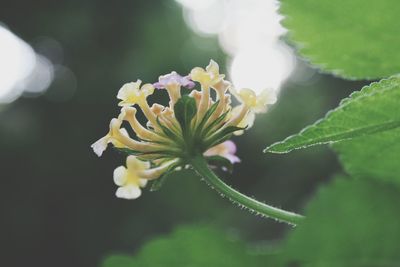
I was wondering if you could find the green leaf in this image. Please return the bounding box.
[333,128,400,184]
[282,178,400,266]
[280,0,400,79]
[174,95,197,132]
[102,225,278,267]
[265,76,400,153]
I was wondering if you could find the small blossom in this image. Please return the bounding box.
[227,88,277,133]
[91,118,126,157]
[117,80,161,129]
[204,140,241,164]
[113,156,150,199]
[154,72,195,107]
[231,88,277,113]
[190,60,224,88]
[154,71,195,89]
[190,60,226,120]
[117,80,155,107]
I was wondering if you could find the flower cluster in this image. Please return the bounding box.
[91,60,276,199]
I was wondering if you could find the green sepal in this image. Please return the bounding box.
[218,126,246,136]
[174,95,197,133]
[114,147,182,159]
[135,135,171,146]
[114,147,142,155]
[201,109,230,138]
[205,155,233,172]
[205,126,245,148]
[156,117,183,144]
[196,100,220,133]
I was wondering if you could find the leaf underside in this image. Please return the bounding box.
[266,75,400,153]
[265,75,400,183]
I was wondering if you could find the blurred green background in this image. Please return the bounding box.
[0,1,369,266]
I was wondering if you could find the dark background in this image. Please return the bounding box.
[0,1,367,266]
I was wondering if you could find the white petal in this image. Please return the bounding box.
[115,187,129,199]
[117,84,129,100]
[116,185,141,199]
[91,137,109,157]
[113,166,127,186]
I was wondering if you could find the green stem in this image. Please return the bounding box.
[189,154,305,226]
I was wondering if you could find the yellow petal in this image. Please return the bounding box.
[126,155,151,172]
[190,67,210,84]
[238,88,257,107]
[206,59,219,75]
[117,80,141,101]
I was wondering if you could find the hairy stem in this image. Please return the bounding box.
[189,154,305,226]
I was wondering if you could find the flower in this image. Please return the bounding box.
[117,80,155,107]
[91,118,126,157]
[190,60,224,88]
[92,59,276,199]
[204,140,241,164]
[228,87,277,135]
[232,87,277,113]
[154,72,195,106]
[154,71,195,90]
[113,156,150,199]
